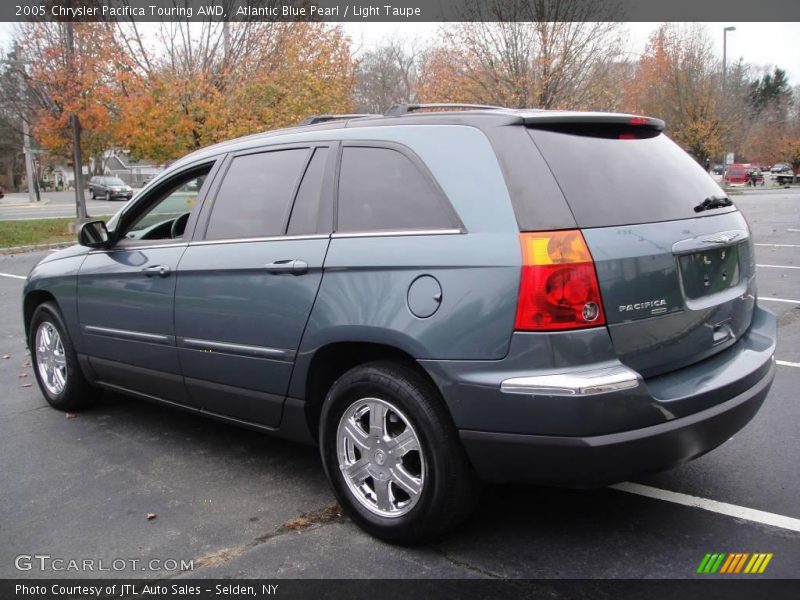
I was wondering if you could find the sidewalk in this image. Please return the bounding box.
[0,193,52,207]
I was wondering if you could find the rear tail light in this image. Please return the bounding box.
[515,230,606,331]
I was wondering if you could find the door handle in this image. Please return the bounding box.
[142,265,171,277]
[264,259,308,275]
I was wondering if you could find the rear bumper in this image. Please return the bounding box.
[421,305,776,486]
[460,358,773,486]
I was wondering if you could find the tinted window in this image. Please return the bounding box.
[337,146,455,232]
[528,129,734,228]
[206,149,309,240]
[287,148,328,235]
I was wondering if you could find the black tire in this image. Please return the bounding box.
[29,302,100,411]
[104,191,111,201]
[90,188,95,199]
[319,361,480,545]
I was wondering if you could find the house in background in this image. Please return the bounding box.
[103,152,163,187]
[38,163,75,191]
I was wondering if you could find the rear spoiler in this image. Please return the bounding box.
[523,113,665,132]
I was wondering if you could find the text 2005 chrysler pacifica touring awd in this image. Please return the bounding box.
[23,105,776,544]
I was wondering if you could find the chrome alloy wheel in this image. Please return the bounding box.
[337,397,426,518]
[35,321,67,395]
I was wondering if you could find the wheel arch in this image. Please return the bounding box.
[296,341,442,443]
[23,289,58,341]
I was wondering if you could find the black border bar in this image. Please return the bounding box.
[3,579,800,600]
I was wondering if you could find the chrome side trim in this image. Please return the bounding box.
[500,365,641,397]
[83,325,174,345]
[331,228,463,239]
[189,234,329,247]
[179,338,293,360]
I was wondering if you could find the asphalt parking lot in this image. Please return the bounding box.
[0,188,799,580]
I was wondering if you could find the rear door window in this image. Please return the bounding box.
[337,146,458,233]
[287,147,329,235]
[205,148,310,240]
[528,128,734,228]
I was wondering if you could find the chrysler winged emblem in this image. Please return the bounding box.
[701,232,741,245]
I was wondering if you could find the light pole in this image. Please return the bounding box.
[722,26,736,95]
[722,26,736,172]
[64,21,88,224]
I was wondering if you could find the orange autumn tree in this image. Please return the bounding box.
[115,22,355,163]
[623,24,723,165]
[774,128,800,183]
[416,47,478,104]
[19,22,133,172]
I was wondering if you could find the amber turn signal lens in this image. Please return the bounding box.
[515,230,606,331]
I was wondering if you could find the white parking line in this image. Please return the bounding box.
[788,228,800,233]
[611,482,800,533]
[755,243,800,248]
[777,360,800,369]
[757,264,800,269]
[0,272,26,280]
[759,297,800,305]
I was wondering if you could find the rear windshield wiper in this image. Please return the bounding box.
[694,196,733,213]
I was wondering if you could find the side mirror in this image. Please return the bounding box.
[78,220,111,248]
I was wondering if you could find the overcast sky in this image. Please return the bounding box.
[2,21,798,85]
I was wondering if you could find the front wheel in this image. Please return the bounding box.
[104,191,111,201]
[29,302,100,411]
[319,361,479,545]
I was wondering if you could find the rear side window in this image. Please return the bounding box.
[206,148,309,240]
[528,128,733,228]
[287,147,328,235]
[337,146,457,232]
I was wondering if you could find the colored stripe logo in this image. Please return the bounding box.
[696,552,773,574]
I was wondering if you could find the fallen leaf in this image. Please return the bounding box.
[146,513,157,521]
[284,517,311,531]
[17,372,28,378]
[21,383,32,388]
[65,412,77,419]
[2,355,10,359]
[22,361,30,368]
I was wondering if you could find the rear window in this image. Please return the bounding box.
[528,128,734,228]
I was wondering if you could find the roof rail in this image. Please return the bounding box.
[384,103,508,116]
[298,114,379,126]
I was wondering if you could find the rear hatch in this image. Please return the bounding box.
[527,117,755,378]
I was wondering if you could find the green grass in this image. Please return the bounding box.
[0,217,86,248]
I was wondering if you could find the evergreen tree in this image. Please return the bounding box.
[749,67,793,118]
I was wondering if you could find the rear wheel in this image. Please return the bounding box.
[29,302,100,411]
[319,361,479,545]
[90,188,96,199]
